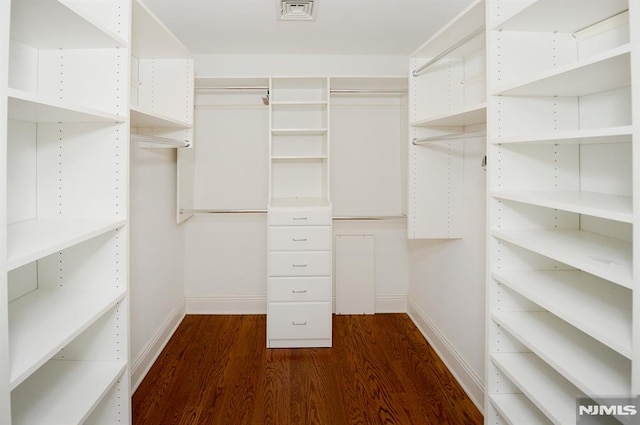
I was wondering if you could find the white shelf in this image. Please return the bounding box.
[7,217,126,271]
[9,287,126,389]
[493,45,631,97]
[272,155,328,160]
[490,394,551,425]
[492,312,631,396]
[269,197,331,209]
[492,0,628,32]
[271,101,328,107]
[411,0,485,58]
[8,89,125,123]
[10,0,126,49]
[271,128,328,136]
[130,105,192,129]
[491,353,578,425]
[492,228,632,288]
[11,359,126,425]
[131,0,191,58]
[411,103,487,127]
[492,270,631,358]
[492,191,633,223]
[489,126,633,145]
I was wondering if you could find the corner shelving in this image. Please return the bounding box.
[1,0,131,423]
[485,0,639,423]
[408,0,486,239]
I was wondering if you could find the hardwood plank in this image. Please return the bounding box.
[133,314,483,425]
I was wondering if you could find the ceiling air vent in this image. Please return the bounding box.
[279,0,316,21]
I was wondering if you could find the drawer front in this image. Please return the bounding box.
[268,252,331,276]
[268,302,331,340]
[269,209,332,226]
[269,226,331,251]
[268,277,331,302]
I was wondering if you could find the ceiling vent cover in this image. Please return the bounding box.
[279,0,316,21]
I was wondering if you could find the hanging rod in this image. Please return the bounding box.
[330,89,407,94]
[412,27,485,77]
[131,133,190,148]
[181,209,406,221]
[412,131,486,145]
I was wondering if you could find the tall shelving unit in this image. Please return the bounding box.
[267,77,333,348]
[408,0,486,239]
[130,0,194,223]
[1,0,131,423]
[485,0,639,423]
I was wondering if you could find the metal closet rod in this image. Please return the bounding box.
[412,27,485,77]
[181,209,405,220]
[131,133,191,148]
[195,86,406,94]
[412,130,486,145]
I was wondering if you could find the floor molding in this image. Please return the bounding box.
[131,297,186,392]
[407,295,485,413]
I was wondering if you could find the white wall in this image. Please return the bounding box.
[407,138,486,409]
[129,146,185,390]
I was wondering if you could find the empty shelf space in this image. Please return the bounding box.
[492,191,632,223]
[8,89,125,123]
[492,0,628,33]
[271,155,328,160]
[130,105,192,129]
[271,101,328,108]
[11,359,126,425]
[10,0,126,49]
[9,287,126,389]
[493,269,631,357]
[492,228,632,288]
[7,217,126,271]
[492,353,578,425]
[269,197,331,209]
[489,126,633,145]
[411,103,487,127]
[492,45,631,97]
[492,312,631,396]
[490,394,552,425]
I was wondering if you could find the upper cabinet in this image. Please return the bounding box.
[408,0,486,239]
[485,0,638,423]
[130,0,195,222]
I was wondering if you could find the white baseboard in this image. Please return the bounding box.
[131,297,186,392]
[186,294,267,314]
[185,294,407,314]
[407,296,484,413]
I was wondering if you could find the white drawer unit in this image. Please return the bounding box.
[268,251,331,277]
[268,277,332,302]
[267,302,332,346]
[268,209,332,226]
[268,226,331,251]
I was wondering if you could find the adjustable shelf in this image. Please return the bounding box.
[492,228,632,288]
[491,353,580,424]
[411,103,486,127]
[130,105,192,129]
[489,125,633,145]
[492,270,632,357]
[11,359,127,425]
[7,218,126,272]
[271,128,328,136]
[492,312,631,396]
[489,394,551,425]
[9,288,126,389]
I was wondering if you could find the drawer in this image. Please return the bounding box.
[268,252,331,276]
[269,209,332,226]
[267,302,332,340]
[268,277,331,302]
[269,226,331,251]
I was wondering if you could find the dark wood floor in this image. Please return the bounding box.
[132,314,483,425]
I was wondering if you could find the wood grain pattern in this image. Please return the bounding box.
[133,314,483,425]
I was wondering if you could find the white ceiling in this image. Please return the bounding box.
[141,0,476,56]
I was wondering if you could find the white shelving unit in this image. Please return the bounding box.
[485,0,639,423]
[130,0,194,223]
[1,0,131,423]
[267,77,333,348]
[408,0,486,239]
